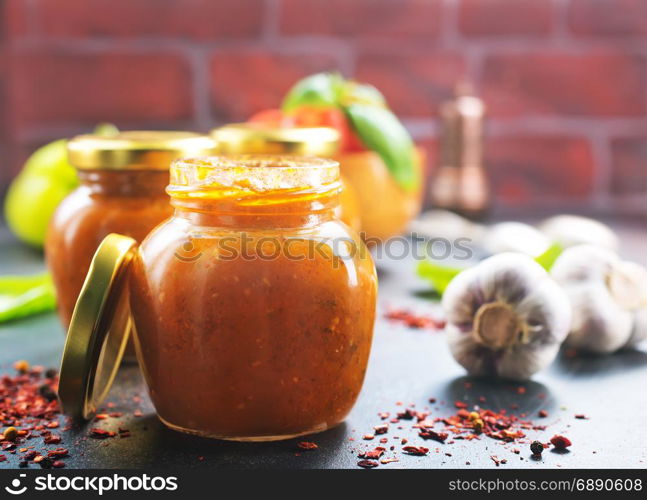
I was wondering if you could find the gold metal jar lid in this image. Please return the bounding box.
[211,123,340,156]
[58,234,137,420]
[68,131,218,170]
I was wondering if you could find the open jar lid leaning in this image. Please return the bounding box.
[58,234,137,420]
[211,123,340,156]
[67,131,218,170]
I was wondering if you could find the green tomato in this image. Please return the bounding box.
[4,139,78,248]
[4,124,118,248]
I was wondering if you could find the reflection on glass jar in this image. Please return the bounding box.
[129,155,377,440]
[46,131,217,328]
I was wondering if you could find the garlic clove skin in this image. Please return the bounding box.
[443,253,571,380]
[539,215,619,251]
[551,244,647,353]
[560,281,633,353]
[482,222,551,258]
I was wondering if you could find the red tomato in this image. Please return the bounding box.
[248,109,295,127]
[290,107,366,152]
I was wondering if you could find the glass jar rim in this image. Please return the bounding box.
[169,155,340,196]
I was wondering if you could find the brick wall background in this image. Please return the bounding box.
[1,0,647,217]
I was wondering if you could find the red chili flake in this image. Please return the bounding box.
[359,447,385,459]
[428,398,437,404]
[43,434,61,444]
[363,434,375,441]
[575,414,588,420]
[109,412,123,418]
[47,448,69,458]
[89,428,116,439]
[538,410,549,418]
[133,409,143,417]
[357,459,379,468]
[374,424,388,435]
[52,460,65,468]
[378,412,390,420]
[516,386,527,395]
[380,457,399,464]
[454,401,468,409]
[403,446,429,456]
[94,414,109,420]
[296,441,318,451]
[550,435,572,450]
[384,308,445,330]
[0,455,6,462]
[490,455,503,466]
[419,429,449,443]
[396,408,417,420]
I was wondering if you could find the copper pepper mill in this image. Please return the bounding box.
[430,85,490,220]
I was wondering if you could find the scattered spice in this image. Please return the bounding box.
[384,308,445,330]
[296,441,318,451]
[357,459,379,468]
[359,447,385,459]
[550,435,572,451]
[89,428,116,439]
[418,429,448,443]
[530,440,545,456]
[373,424,388,435]
[3,426,18,441]
[574,414,588,420]
[403,446,429,456]
[538,410,549,418]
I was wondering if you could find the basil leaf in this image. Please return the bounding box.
[282,73,343,111]
[340,81,386,108]
[344,104,419,191]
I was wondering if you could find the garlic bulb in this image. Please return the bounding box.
[482,222,551,258]
[539,215,619,251]
[443,253,571,380]
[551,245,647,353]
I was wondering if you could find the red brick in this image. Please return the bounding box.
[569,0,647,37]
[2,0,30,40]
[610,137,647,195]
[8,50,193,133]
[209,51,339,122]
[279,0,441,39]
[356,53,466,117]
[459,0,552,37]
[486,136,595,205]
[33,0,264,40]
[482,52,647,117]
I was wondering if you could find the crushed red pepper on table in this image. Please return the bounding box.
[384,308,446,330]
[0,362,68,468]
[351,396,580,468]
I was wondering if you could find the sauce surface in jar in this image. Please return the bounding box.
[129,155,377,440]
[46,131,216,327]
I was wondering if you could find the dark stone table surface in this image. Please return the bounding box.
[1,221,646,469]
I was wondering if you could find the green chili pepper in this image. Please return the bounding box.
[417,243,563,295]
[0,273,56,323]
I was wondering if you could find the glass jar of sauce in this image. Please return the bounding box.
[46,131,217,328]
[59,155,377,441]
[211,123,361,232]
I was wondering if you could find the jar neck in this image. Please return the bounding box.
[78,169,169,197]
[171,192,339,229]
